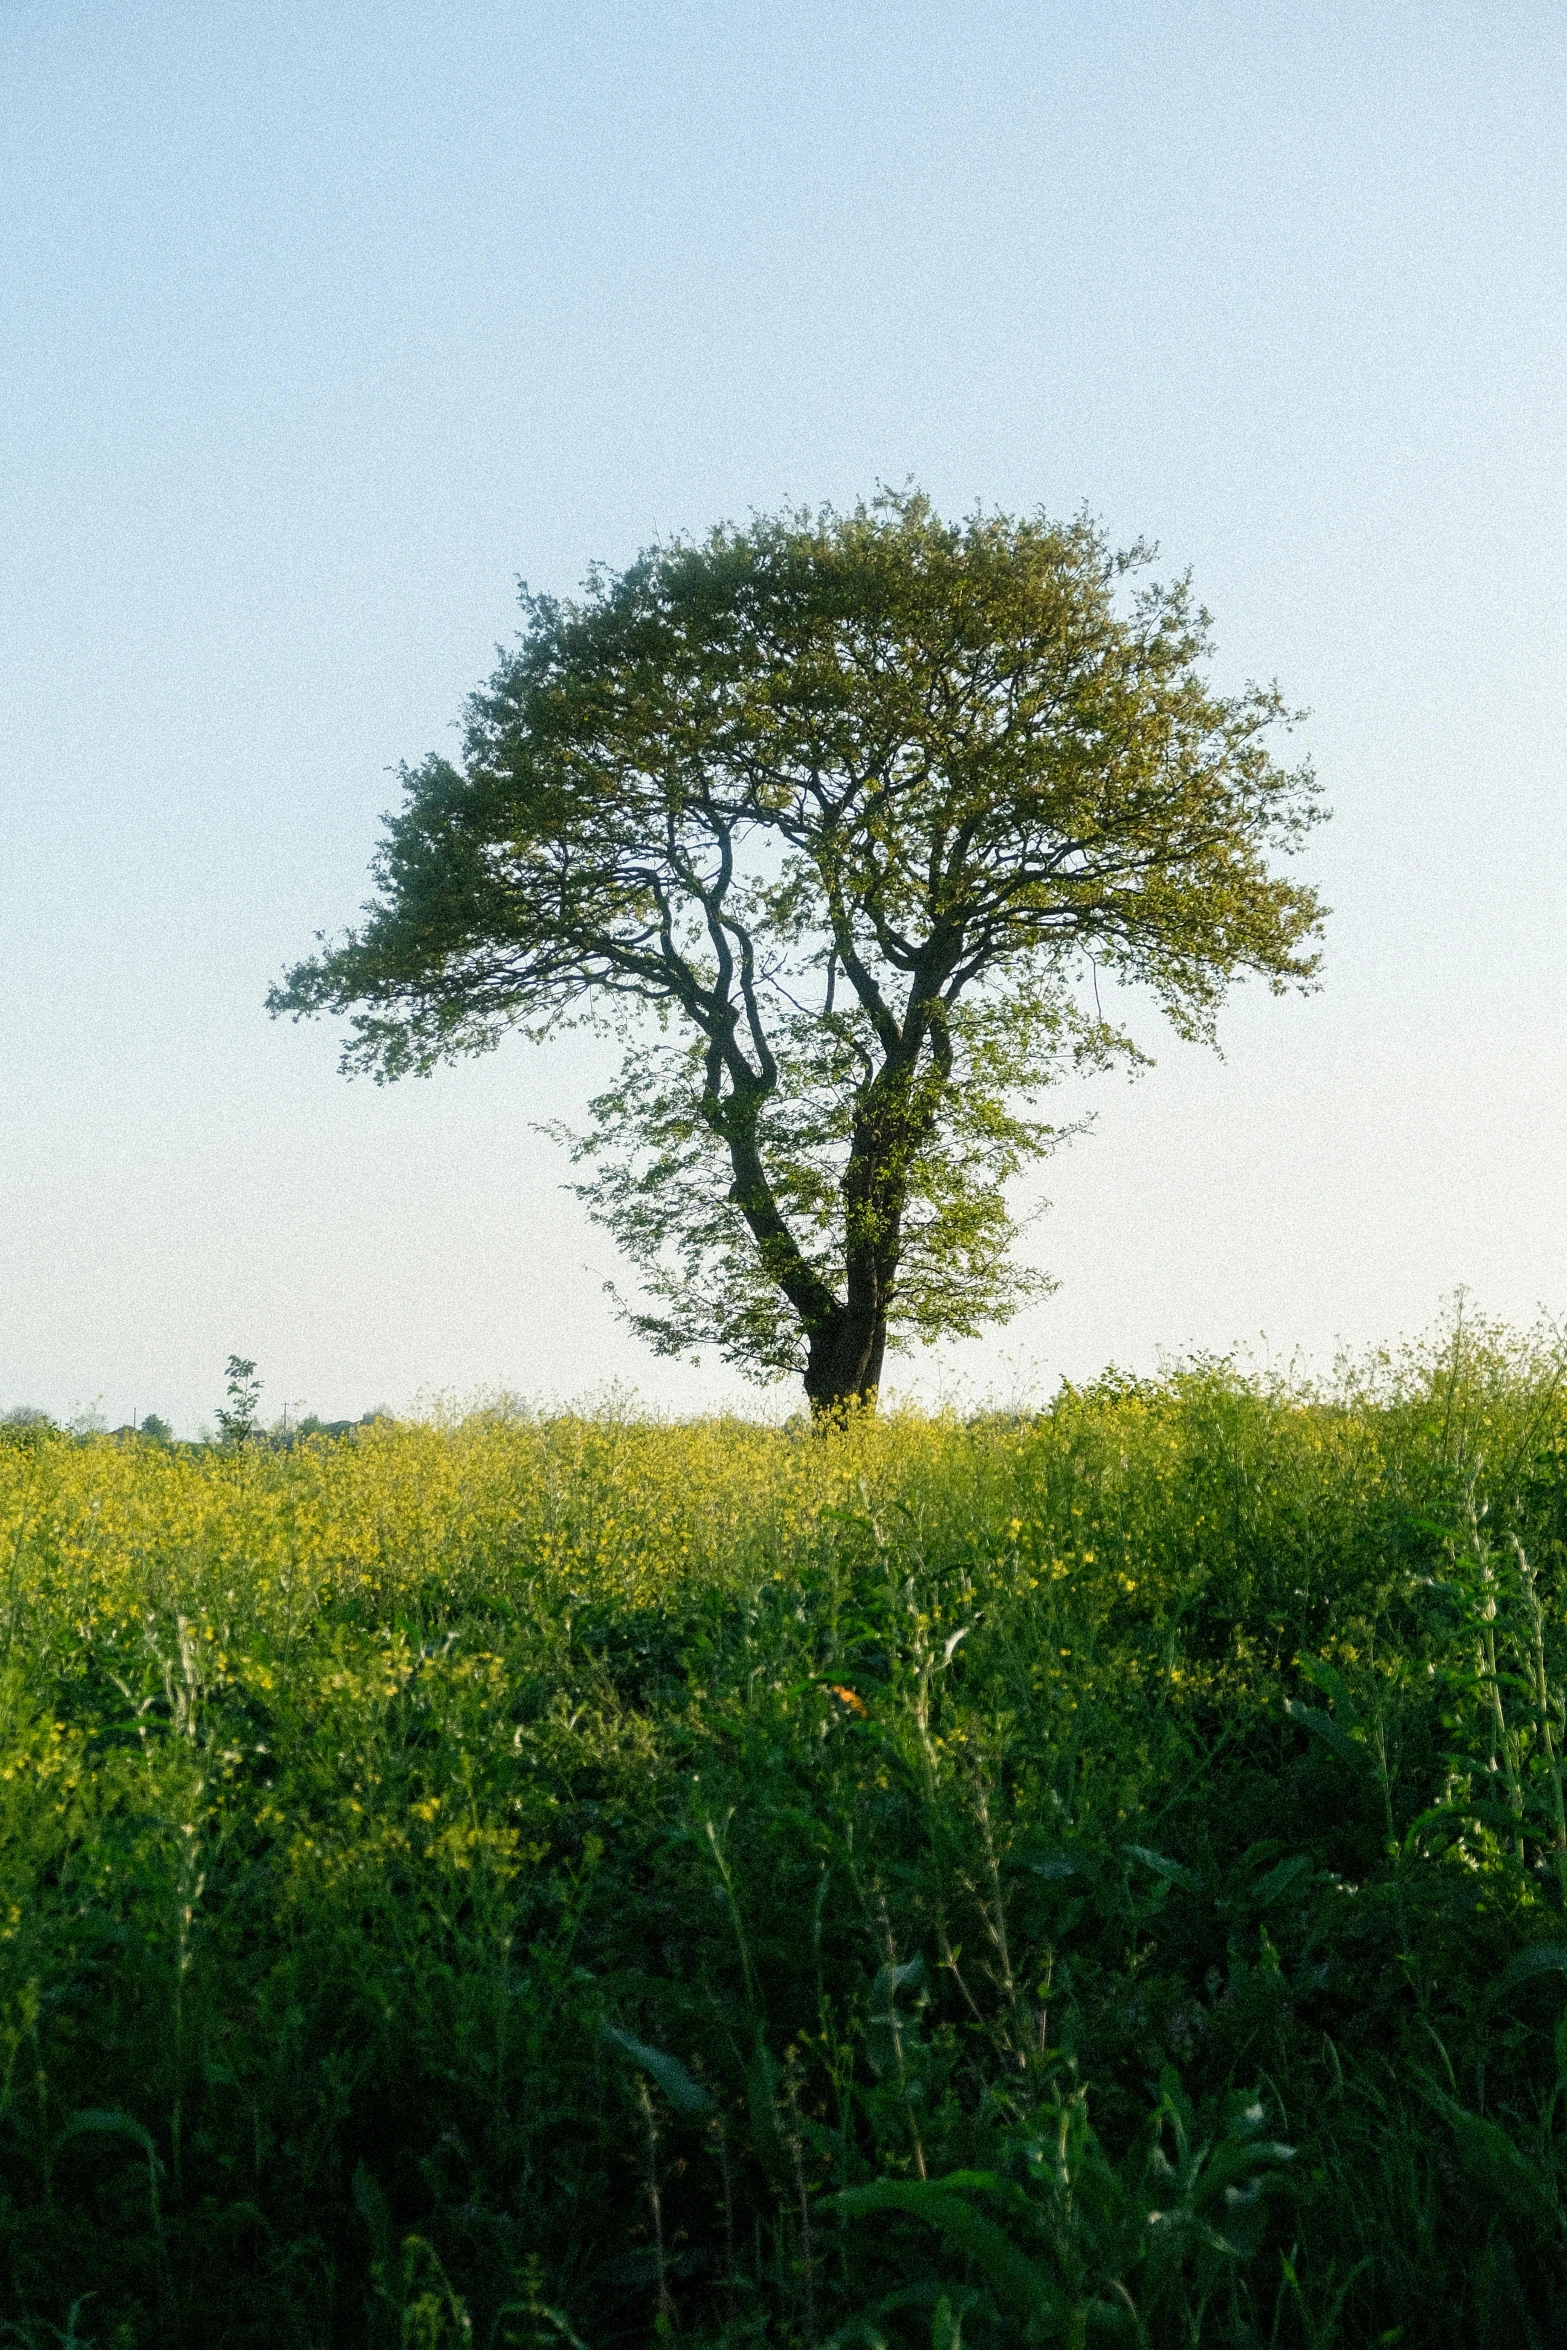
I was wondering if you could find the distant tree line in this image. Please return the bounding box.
[1,1362,387,1451]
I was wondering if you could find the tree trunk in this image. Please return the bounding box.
[718,1047,927,1417]
[800,1073,927,1415]
[802,1303,888,1418]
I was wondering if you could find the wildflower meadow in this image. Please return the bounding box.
[1,1317,1565,2346]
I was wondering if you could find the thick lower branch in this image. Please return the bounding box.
[706,983,953,1417]
[711,1088,841,1341]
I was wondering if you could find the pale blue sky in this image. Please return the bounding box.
[3,1,1564,1430]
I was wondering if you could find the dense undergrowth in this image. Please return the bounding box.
[2,1319,1566,2347]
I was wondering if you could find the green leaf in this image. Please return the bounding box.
[1490,1943,1567,2004]
[1251,1855,1312,1906]
[1296,1657,1359,1725]
[865,1955,927,2080]
[872,1955,926,2000]
[1125,1844,1202,1892]
[829,2180,1058,2326]
[1401,1804,1465,1854]
[1420,2083,1561,2228]
[601,2024,713,2113]
[1285,1700,1364,1767]
[61,2109,159,2167]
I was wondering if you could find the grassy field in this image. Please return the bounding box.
[2,1321,1566,2348]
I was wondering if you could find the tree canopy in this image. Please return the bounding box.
[270,492,1325,1410]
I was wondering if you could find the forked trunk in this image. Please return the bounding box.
[803,1305,888,1418]
[722,1074,914,1418]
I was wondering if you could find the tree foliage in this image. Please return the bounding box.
[271,492,1324,1407]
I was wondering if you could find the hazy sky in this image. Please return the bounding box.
[3,1,1564,1431]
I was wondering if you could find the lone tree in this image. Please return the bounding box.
[271,493,1324,1413]
[215,1356,262,1447]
